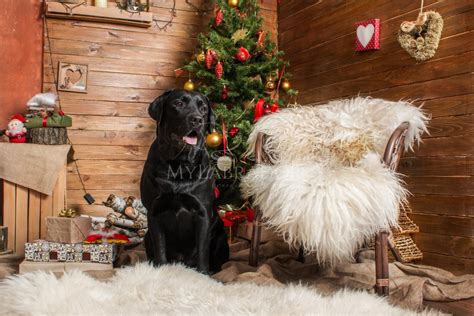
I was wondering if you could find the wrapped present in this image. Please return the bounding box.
[24,113,72,129]
[24,240,116,264]
[218,208,249,243]
[19,260,113,274]
[46,216,92,243]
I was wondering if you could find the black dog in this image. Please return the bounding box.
[140,89,229,274]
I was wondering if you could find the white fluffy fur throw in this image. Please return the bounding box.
[242,97,429,265]
[0,263,432,315]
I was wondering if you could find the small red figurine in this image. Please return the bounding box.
[5,114,27,143]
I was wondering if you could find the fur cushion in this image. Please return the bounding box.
[241,97,429,265]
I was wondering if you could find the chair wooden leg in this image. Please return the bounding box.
[249,210,262,267]
[297,246,305,263]
[375,231,390,296]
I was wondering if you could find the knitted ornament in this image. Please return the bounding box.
[215,8,224,26]
[215,61,224,79]
[205,49,215,69]
[235,47,250,62]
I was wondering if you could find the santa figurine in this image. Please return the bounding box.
[5,114,27,143]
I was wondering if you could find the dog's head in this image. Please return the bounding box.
[148,89,215,159]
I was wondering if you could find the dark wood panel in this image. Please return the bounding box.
[409,194,474,217]
[414,233,473,259]
[406,176,473,196]
[405,135,474,158]
[399,156,474,176]
[421,252,474,275]
[295,50,474,102]
[418,94,474,118]
[408,213,474,238]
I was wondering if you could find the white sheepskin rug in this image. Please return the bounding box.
[242,97,429,265]
[0,263,432,315]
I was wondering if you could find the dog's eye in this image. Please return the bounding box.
[175,101,184,107]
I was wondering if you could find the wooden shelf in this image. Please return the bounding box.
[46,2,153,28]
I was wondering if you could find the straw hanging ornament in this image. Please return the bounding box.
[398,0,443,62]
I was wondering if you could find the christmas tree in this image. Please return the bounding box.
[182,0,297,205]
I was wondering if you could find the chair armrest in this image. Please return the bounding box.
[383,122,410,171]
[254,132,270,165]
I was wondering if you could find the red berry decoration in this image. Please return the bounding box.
[229,126,239,138]
[215,8,224,26]
[215,61,224,79]
[235,47,250,62]
[221,85,228,100]
[270,103,279,112]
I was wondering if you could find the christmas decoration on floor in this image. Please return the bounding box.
[95,194,148,245]
[181,0,298,206]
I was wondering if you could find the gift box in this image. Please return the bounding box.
[24,240,116,264]
[46,216,92,243]
[19,260,114,274]
[25,113,72,129]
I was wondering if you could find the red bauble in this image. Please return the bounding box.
[229,126,239,138]
[263,104,272,115]
[270,103,279,112]
[221,85,228,100]
[215,61,224,79]
[254,99,265,122]
[215,9,224,26]
[235,47,250,62]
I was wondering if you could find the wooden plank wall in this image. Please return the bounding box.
[43,0,277,216]
[278,0,473,274]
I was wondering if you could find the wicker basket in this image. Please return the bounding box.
[28,127,68,145]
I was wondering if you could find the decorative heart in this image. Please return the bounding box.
[357,24,375,48]
[398,11,443,62]
[65,69,82,84]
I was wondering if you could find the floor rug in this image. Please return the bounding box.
[0,263,436,315]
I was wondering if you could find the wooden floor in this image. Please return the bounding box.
[1,253,473,315]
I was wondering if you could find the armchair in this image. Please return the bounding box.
[241,97,429,296]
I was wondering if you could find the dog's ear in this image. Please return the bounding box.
[148,90,173,123]
[205,95,216,133]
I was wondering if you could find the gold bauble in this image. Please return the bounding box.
[228,0,238,8]
[183,79,195,91]
[206,130,222,148]
[281,79,291,92]
[265,80,276,91]
[196,52,205,63]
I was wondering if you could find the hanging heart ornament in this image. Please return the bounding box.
[398,11,443,62]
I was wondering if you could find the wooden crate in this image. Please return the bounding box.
[2,165,67,256]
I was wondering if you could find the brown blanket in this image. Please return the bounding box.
[211,239,474,311]
[116,237,474,311]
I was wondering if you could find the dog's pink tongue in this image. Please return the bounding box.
[183,135,198,145]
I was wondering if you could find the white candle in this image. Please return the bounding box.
[95,0,108,8]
